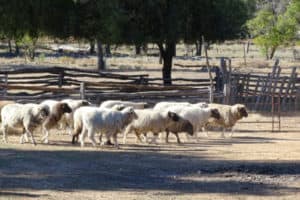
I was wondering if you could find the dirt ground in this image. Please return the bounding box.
[0,112,300,200]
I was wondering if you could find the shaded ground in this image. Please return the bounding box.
[0,113,300,199]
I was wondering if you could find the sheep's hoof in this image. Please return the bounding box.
[43,139,49,144]
[105,140,114,146]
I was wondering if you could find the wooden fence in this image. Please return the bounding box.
[0,65,215,105]
[215,59,299,112]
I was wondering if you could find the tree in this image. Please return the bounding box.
[247,0,300,59]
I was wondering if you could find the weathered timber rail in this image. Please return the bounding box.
[0,65,214,105]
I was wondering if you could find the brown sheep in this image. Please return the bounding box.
[206,103,248,138]
[41,102,72,143]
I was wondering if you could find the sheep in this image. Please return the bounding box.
[123,109,189,144]
[59,99,91,134]
[41,102,72,144]
[153,101,208,111]
[100,100,147,109]
[164,106,221,141]
[1,103,49,145]
[205,103,248,138]
[71,104,126,145]
[78,106,138,148]
[164,117,194,144]
[0,100,15,121]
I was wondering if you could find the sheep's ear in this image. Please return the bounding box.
[117,105,126,111]
[238,107,248,117]
[82,100,90,106]
[168,112,179,122]
[211,109,220,119]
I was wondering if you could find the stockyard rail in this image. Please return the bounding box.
[0,65,214,105]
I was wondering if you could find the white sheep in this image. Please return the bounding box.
[100,100,147,109]
[78,106,137,148]
[123,109,186,144]
[71,104,125,145]
[59,99,91,134]
[165,106,221,140]
[153,101,208,111]
[1,103,49,145]
[205,103,248,138]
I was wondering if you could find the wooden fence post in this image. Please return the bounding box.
[58,70,64,88]
[3,73,8,97]
[80,82,86,100]
[295,88,300,112]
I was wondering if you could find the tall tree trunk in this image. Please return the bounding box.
[15,42,20,55]
[105,44,111,57]
[270,46,277,59]
[158,42,175,85]
[135,44,141,55]
[195,40,202,56]
[8,40,12,54]
[97,40,105,71]
[89,40,95,54]
[142,43,148,54]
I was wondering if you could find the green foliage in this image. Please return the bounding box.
[247,0,300,59]
[18,33,37,61]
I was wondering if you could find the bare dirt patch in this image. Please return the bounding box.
[1,113,300,200]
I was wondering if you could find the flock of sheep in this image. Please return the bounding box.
[0,99,248,148]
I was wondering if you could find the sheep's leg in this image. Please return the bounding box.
[87,128,97,147]
[174,132,181,144]
[79,128,87,147]
[26,129,36,146]
[220,128,226,138]
[112,132,119,149]
[228,127,234,138]
[149,132,159,144]
[41,127,49,144]
[123,128,129,144]
[2,125,8,143]
[165,130,170,143]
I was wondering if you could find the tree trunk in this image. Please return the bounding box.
[8,40,12,54]
[270,46,277,59]
[15,42,20,55]
[97,40,105,71]
[158,42,175,85]
[89,40,95,54]
[142,43,148,54]
[135,44,141,55]
[195,40,202,56]
[105,44,111,57]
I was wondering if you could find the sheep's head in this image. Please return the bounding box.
[181,119,194,136]
[112,104,126,111]
[35,105,50,122]
[196,102,208,108]
[233,104,248,118]
[210,108,221,120]
[81,100,91,106]
[124,107,138,120]
[60,103,72,113]
[167,111,180,122]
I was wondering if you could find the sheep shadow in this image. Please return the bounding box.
[0,147,300,197]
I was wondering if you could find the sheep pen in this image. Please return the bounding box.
[0,45,300,199]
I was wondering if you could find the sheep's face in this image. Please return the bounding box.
[35,106,50,122]
[112,104,126,111]
[182,119,194,136]
[167,111,180,122]
[81,100,91,106]
[125,107,138,121]
[61,103,72,113]
[238,106,248,118]
[210,108,221,120]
